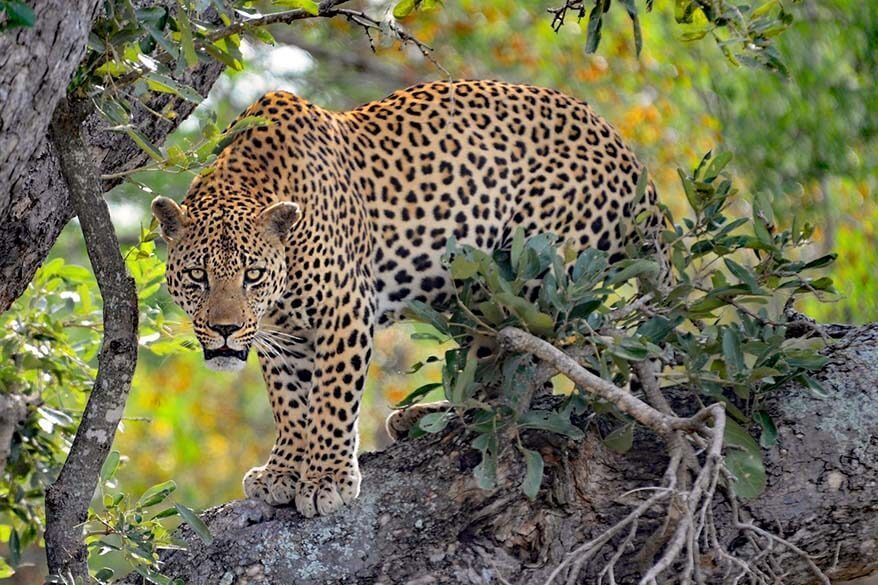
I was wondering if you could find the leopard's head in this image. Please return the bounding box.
[151,195,301,372]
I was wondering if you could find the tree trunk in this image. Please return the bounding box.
[0,3,224,313]
[136,324,878,585]
[0,0,102,204]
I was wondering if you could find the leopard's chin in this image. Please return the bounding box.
[205,356,247,372]
[203,347,248,372]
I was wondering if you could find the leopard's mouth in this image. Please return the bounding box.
[203,346,248,372]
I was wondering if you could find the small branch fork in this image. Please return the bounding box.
[496,327,831,585]
[44,100,139,582]
[547,0,586,33]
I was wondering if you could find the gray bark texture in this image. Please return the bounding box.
[0,0,102,206]
[43,100,141,582]
[137,324,878,585]
[0,2,224,313]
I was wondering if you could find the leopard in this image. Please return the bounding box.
[150,79,661,518]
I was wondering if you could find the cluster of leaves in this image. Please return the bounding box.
[0,259,102,578]
[74,0,295,184]
[546,0,796,73]
[46,451,211,585]
[0,226,196,580]
[399,151,835,501]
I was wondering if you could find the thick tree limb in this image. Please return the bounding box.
[43,100,140,582]
[135,324,878,584]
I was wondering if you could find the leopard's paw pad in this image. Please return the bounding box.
[243,465,298,506]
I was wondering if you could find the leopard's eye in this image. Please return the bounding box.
[185,268,207,285]
[244,268,267,285]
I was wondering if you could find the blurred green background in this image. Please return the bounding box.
[3,0,876,581]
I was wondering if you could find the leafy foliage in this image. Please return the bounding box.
[46,452,210,585]
[0,226,197,580]
[545,0,796,72]
[398,151,834,500]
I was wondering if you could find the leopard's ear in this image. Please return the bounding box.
[258,201,302,240]
[151,196,189,242]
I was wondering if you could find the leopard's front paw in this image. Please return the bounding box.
[294,461,361,518]
[243,464,299,506]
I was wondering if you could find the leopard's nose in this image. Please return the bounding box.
[208,323,242,339]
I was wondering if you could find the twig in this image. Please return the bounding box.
[44,99,139,582]
[497,327,704,435]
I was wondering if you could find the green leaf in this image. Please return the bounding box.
[520,410,584,439]
[175,0,198,67]
[520,449,544,500]
[9,528,19,566]
[724,419,766,499]
[274,0,320,15]
[473,447,497,490]
[703,150,732,181]
[753,411,777,448]
[393,0,416,18]
[608,337,650,361]
[175,504,213,545]
[118,126,164,162]
[143,72,203,103]
[637,315,679,343]
[138,480,176,507]
[603,422,635,454]
[212,115,273,154]
[404,300,449,335]
[100,450,120,482]
[449,256,479,280]
[0,557,13,579]
[417,412,449,433]
[394,382,441,408]
[722,327,745,375]
[94,568,115,581]
[477,300,505,325]
[800,374,829,398]
[510,227,525,269]
[584,0,606,53]
[619,0,643,55]
[451,356,477,404]
[4,1,35,28]
[494,293,555,337]
[151,507,180,520]
[605,259,659,286]
[802,254,837,270]
[785,350,829,371]
[723,258,758,291]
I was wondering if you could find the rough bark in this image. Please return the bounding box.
[0,5,224,314]
[0,0,102,205]
[140,324,878,585]
[43,101,140,582]
[0,392,31,472]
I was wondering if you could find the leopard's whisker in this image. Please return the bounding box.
[259,328,307,343]
[253,336,281,359]
[259,330,304,348]
[255,332,287,358]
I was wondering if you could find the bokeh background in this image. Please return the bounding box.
[4,0,876,581]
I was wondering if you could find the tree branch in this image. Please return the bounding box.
[130,324,878,584]
[43,100,139,582]
[497,327,692,435]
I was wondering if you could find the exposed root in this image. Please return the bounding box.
[497,327,832,585]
